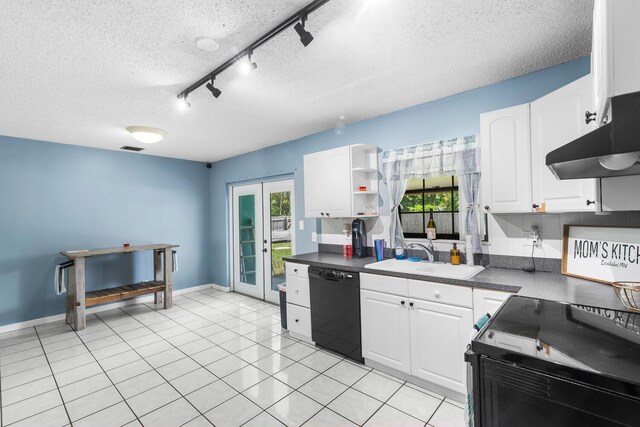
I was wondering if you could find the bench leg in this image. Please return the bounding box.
[67,258,86,331]
[154,292,163,305]
[163,249,173,309]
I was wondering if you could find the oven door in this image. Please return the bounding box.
[475,356,640,427]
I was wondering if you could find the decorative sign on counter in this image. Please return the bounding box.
[562,225,640,284]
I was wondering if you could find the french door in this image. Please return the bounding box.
[232,179,295,303]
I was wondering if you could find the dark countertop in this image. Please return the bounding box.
[283,252,628,311]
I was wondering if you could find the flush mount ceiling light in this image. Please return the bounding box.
[195,37,220,52]
[126,126,167,144]
[206,77,222,98]
[239,50,258,75]
[294,14,314,47]
[177,0,330,108]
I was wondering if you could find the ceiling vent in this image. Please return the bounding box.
[120,145,144,152]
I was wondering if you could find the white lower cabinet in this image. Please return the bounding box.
[473,289,514,320]
[360,273,478,396]
[410,299,473,395]
[285,262,313,343]
[360,290,411,373]
[287,303,312,339]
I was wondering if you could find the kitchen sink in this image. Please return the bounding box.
[364,258,484,280]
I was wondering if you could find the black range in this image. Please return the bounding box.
[467,296,640,427]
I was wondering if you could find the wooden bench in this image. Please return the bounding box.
[61,244,178,331]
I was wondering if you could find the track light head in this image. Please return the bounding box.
[239,50,258,75]
[294,15,314,47]
[205,78,222,98]
[177,94,191,110]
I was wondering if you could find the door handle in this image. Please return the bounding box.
[264,239,268,244]
[262,248,268,253]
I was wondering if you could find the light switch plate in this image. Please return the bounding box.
[299,220,304,230]
[311,232,317,242]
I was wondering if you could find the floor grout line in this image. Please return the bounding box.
[32,326,73,427]
[90,311,206,426]
[0,289,459,427]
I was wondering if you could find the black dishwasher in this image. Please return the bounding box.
[308,266,363,363]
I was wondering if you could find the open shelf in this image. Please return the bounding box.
[85,281,165,307]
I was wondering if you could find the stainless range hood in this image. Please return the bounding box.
[546,91,640,180]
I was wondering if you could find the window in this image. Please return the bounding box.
[399,176,460,240]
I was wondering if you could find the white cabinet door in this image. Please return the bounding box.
[472,289,513,321]
[531,75,596,212]
[409,299,473,395]
[303,151,327,218]
[592,0,612,126]
[324,146,352,218]
[360,290,411,374]
[480,104,532,213]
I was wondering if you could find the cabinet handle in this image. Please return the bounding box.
[585,111,597,124]
[294,269,298,272]
[321,212,325,216]
[434,291,441,299]
[326,212,330,217]
[586,199,595,206]
[400,300,405,306]
[295,319,299,323]
[296,290,299,293]
[409,302,414,307]
[484,205,490,211]
[532,204,539,209]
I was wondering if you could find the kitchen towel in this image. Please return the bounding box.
[54,260,74,295]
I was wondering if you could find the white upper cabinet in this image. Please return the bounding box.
[480,104,532,213]
[592,0,640,126]
[303,144,378,218]
[531,75,597,212]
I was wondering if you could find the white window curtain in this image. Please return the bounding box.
[382,135,481,252]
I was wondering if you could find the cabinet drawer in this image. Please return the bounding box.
[285,262,308,279]
[408,279,472,308]
[287,303,312,338]
[361,273,408,296]
[286,276,310,308]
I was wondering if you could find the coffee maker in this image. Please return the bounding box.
[351,219,367,258]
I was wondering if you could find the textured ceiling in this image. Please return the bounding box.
[0,0,593,162]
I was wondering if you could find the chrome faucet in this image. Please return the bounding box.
[405,240,435,262]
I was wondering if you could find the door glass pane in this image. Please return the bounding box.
[269,191,292,291]
[238,194,256,286]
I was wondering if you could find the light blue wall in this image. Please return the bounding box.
[0,136,211,326]
[210,56,591,287]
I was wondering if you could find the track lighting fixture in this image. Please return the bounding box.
[177,0,330,106]
[177,95,191,110]
[205,77,222,98]
[239,50,258,75]
[294,14,314,47]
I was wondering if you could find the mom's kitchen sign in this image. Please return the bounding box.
[562,225,640,284]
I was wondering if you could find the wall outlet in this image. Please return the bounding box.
[527,225,540,247]
[311,231,317,242]
[299,220,304,231]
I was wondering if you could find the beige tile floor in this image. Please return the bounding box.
[0,288,465,426]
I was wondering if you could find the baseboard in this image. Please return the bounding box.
[0,283,214,335]
[365,359,465,404]
[210,283,230,292]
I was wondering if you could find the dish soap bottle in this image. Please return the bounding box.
[427,209,437,240]
[450,243,461,265]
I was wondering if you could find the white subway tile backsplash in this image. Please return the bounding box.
[317,210,640,262]
[602,212,627,226]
